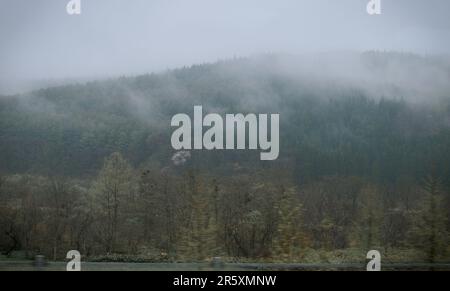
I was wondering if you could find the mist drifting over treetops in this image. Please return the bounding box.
[0,52,449,178]
[8,52,450,110]
[1,0,450,175]
[1,0,450,94]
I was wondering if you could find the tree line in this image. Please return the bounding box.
[1,152,448,262]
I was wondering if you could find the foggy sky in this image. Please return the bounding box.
[1,0,450,94]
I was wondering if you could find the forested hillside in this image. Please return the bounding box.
[0,52,449,263]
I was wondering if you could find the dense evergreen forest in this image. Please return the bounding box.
[0,52,449,263]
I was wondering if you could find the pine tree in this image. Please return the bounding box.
[272,187,308,262]
[176,171,220,261]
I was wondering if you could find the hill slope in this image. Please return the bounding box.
[0,52,450,183]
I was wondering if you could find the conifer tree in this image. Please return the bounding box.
[177,171,220,261]
[272,187,308,261]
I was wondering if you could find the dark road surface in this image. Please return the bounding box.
[1,260,450,271]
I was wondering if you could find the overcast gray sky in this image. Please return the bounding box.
[0,0,449,94]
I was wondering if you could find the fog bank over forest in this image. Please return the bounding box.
[2,0,450,95]
[7,51,450,107]
[1,51,450,178]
